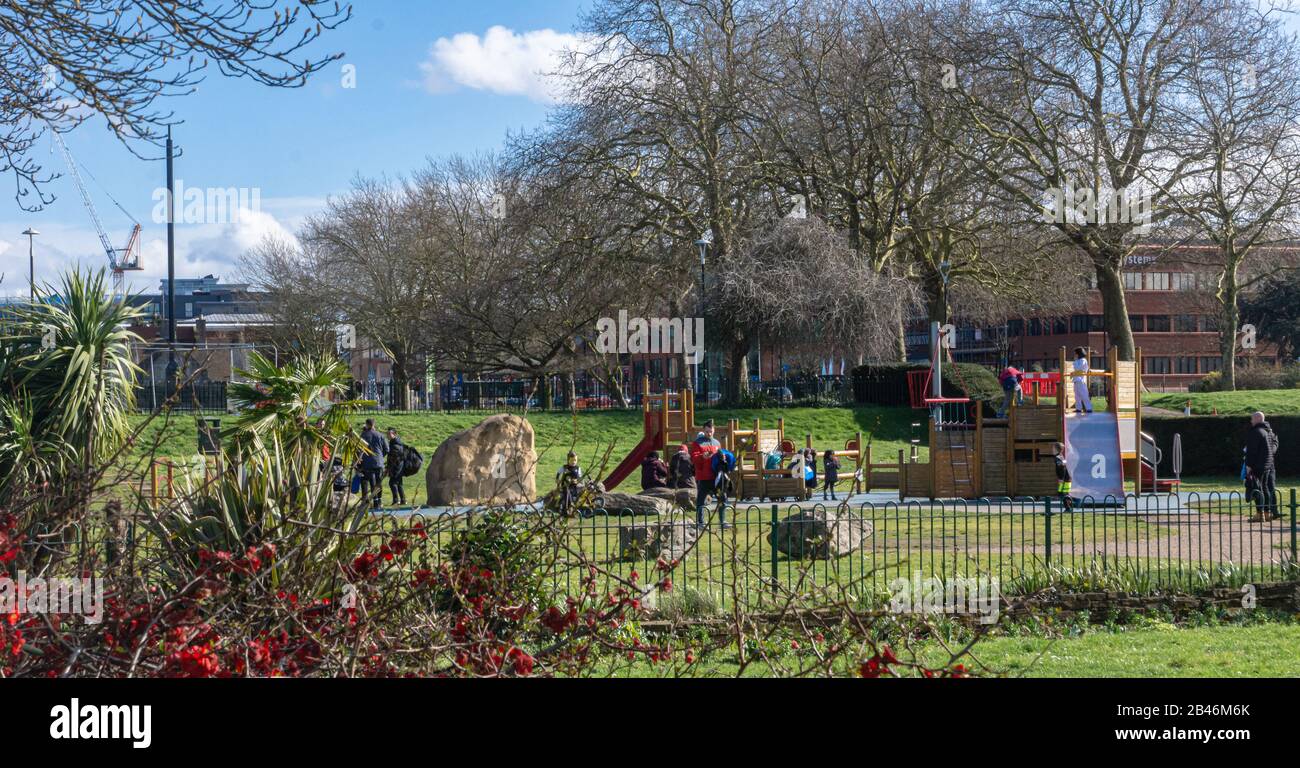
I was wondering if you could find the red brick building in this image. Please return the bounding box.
[910,244,1293,391]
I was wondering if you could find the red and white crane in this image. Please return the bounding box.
[50,131,142,296]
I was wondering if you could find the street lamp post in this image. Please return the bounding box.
[164,127,178,383]
[694,233,711,397]
[22,228,39,300]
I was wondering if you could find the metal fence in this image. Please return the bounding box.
[390,490,1299,614]
[132,371,851,415]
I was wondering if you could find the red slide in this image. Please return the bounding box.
[603,412,661,491]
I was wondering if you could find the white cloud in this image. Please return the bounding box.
[420,26,584,103]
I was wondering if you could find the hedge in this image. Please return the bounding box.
[851,362,1001,407]
[1142,414,1300,478]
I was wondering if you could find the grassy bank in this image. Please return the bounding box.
[1145,389,1300,416]
[604,617,1300,678]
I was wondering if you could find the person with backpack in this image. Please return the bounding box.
[996,362,1024,418]
[821,449,841,501]
[668,444,696,491]
[689,425,722,529]
[803,448,818,495]
[709,446,737,527]
[640,450,669,490]
[357,418,388,509]
[1245,411,1280,521]
[385,427,407,506]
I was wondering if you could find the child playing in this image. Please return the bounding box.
[556,451,584,515]
[1053,442,1074,511]
[1071,346,1093,415]
[822,449,841,501]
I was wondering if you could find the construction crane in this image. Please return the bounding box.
[50,131,143,296]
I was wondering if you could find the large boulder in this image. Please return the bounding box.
[769,508,872,559]
[639,486,695,509]
[617,518,699,562]
[425,414,537,506]
[592,491,673,517]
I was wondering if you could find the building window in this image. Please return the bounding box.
[1200,356,1221,373]
[1071,315,1089,333]
[1052,318,1067,335]
[1172,273,1197,291]
[1175,357,1197,374]
[1129,314,1145,332]
[1146,315,1170,332]
[1027,318,1042,336]
[1147,272,1170,291]
[1202,315,1220,332]
[1145,357,1171,374]
[1123,272,1143,290]
[185,302,193,318]
[1175,314,1198,333]
[1007,319,1024,336]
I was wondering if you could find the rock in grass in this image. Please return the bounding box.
[425,414,537,506]
[769,508,872,559]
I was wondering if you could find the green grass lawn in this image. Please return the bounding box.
[1144,389,1300,416]
[604,622,1300,677]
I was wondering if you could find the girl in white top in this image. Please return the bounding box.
[1071,346,1093,415]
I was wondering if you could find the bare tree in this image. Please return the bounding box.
[713,217,919,367]
[552,0,786,402]
[945,0,1215,361]
[299,177,442,410]
[238,235,343,359]
[1,0,350,206]
[1141,1,1300,389]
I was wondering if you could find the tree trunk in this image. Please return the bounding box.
[562,371,576,409]
[1218,266,1241,391]
[892,316,907,362]
[724,334,751,405]
[391,354,412,411]
[1094,260,1136,361]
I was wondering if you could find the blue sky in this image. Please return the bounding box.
[0,0,589,294]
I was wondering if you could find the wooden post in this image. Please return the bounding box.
[1107,346,1119,415]
[862,441,871,494]
[974,404,984,498]
[898,449,906,502]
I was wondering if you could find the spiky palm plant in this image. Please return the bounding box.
[0,268,143,506]
[145,352,376,575]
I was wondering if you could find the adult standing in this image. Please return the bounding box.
[385,427,407,507]
[357,418,388,509]
[689,420,722,528]
[1245,411,1279,521]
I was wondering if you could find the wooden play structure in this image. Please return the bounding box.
[604,377,875,500]
[903,345,1165,500]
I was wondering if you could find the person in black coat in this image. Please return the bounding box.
[640,450,670,490]
[1244,412,1279,521]
[357,419,389,509]
[668,444,696,490]
[385,427,407,506]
